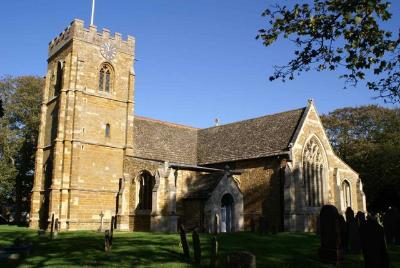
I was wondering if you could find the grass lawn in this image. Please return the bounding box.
[0,225,399,267]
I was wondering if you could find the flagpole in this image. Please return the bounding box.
[90,0,96,26]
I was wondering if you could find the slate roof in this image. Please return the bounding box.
[183,172,224,199]
[133,107,306,165]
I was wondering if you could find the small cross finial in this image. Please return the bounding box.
[90,0,96,26]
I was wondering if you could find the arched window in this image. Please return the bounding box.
[342,180,351,208]
[54,61,63,96]
[98,63,113,92]
[105,123,110,138]
[137,171,154,210]
[303,137,325,207]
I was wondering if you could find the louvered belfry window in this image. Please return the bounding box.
[98,64,113,92]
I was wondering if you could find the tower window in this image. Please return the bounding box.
[54,61,63,96]
[98,63,113,92]
[105,123,111,137]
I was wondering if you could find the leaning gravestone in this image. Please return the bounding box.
[318,205,344,264]
[345,207,361,254]
[192,229,201,264]
[179,224,190,260]
[104,230,111,252]
[361,217,389,268]
[213,214,219,234]
[210,236,218,267]
[226,251,256,268]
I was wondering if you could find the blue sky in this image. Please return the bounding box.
[0,0,399,128]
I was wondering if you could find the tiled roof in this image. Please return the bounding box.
[133,116,198,164]
[197,108,305,164]
[132,107,305,165]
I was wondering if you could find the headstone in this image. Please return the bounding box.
[355,211,366,227]
[259,216,268,235]
[98,211,104,232]
[50,214,55,239]
[213,214,219,234]
[338,214,347,252]
[54,218,59,238]
[179,224,190,260]
[360,217,389,268]
[110,216,115,247]
[345,207,361,254]
[104,230,111,252]
[383,207,400,245]
[318,205,344,264]
[226,251,256,268]
[250,217,256,232]
[192,229,201,264]
[210,236,218,268]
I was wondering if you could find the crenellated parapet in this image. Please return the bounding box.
[48,19,135,59]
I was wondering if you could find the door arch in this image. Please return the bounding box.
[221,193,234,232]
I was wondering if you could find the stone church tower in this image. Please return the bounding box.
[30,19,135,230]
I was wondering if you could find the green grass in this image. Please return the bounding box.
[0,225,399,267]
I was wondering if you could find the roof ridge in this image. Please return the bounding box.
[134,115,199,130]
[200,107,306,130]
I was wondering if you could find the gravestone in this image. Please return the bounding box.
[179,224,190,260]
[338,215,347,249]
[355,211,366,227]
[54,218,59,238]
[98,211,104,232]
[104,230,111,252]
[50,214,55,240]
[345,207,361,254]
[110,216,115,247]
[361,218,389,268]
[383,207,400,245]
[192,229,201,264]
[318,205,344,264]
[250,217,256,232]
[210,236,218,267]
[213,214,219,234]
[259,216,268,235]
[226,251,256,268]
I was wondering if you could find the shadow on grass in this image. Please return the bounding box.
[0,226,399,267]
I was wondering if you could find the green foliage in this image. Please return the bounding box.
[321,105,400,211]
[257,0,400,102]
[0,76,43,220]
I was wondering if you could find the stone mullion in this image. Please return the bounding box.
[303,161,308,207]
[315,164,320,206]
[311,163,316,207]
[319,166,324,205]
[307,162,312,207]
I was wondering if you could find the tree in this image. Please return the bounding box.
[257,0,400,102]
[321,105,400,212]
[0,76,43,223]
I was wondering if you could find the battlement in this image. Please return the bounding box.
[48,19,135,59]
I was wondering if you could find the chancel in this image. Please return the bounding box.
[29,19,367,233]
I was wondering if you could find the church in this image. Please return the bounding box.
[30,19,366,233]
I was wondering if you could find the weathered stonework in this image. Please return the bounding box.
[30,20,366,233]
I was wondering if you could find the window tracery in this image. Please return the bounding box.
[303,137,325,207]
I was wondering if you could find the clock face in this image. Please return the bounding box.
[100,42,117,61]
